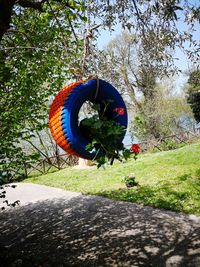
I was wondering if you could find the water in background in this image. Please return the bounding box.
[123,132,138,148]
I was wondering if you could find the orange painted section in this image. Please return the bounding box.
[49,80,83,157]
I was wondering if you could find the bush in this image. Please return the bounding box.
[156,139,186,151]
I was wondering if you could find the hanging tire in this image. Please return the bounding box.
[49,79,128,160]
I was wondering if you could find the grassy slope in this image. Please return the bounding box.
[25,142,200,216]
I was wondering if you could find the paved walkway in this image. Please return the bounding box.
[0,183,200,267]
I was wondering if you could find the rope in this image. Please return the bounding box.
[94,76,99,100]
[84,75,99,100]
[81,0,92,77]
[81,0,101,79]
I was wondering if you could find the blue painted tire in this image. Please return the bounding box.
[62,79,128,159]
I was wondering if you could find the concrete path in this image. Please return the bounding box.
[0,183,80,207]
[0,183,200,267]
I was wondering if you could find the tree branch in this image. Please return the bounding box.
[46,0,69,52]
[0,0,76,42]
[0,0,15,42]
[0,46,47,51]
[17,0,46,11]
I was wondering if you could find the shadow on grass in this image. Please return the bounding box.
[94,186,184,212]
[93,176,200,216]
[0,194,200,267]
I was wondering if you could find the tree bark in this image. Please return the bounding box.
[0,0,74,42]
[0,0,15,42]
[0,0,46,42]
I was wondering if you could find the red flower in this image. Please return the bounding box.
[130,144,140,154]
[114,108,125,115]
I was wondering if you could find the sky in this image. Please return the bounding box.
[96,5,200,93]
[95,5,200,145]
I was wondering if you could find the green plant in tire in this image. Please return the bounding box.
[80,102,130,167]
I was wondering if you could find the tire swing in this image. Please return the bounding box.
[49,78,128,160]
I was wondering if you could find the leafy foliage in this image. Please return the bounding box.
[132,90,193,139]
[187,70,200,122]
[0,2,86,182]
[87,1,200,73]
[95,32,193,139]
[80,102,130,167]
[0,0,199,181]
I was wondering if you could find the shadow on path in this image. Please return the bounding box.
[0,194,200,267]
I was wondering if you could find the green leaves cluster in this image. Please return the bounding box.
[81,103,129,168]
[0,1,87,182]
[187,70,200,123]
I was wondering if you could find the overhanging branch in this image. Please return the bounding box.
[0,46,48,51]
[17,0,46,11]
[0,0,77,42]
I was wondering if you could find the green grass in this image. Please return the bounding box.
[24,142,200,216]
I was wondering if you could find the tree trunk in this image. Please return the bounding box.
[0,0,46,42]
[0,0,15,42]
